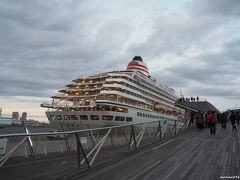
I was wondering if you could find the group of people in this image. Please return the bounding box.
[192,110,240,135]
[227,111,240,130]
[218,111,240,131]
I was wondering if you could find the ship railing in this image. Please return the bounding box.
[53,92,68,97]
[0,118,192,170]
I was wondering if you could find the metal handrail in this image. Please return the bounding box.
[0,118,185,169]
[0,119,177,138]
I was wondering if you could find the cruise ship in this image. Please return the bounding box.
[41,56,185,130]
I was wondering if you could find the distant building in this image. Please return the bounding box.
[0,108,2,117]
[12,112,19,120]
[21,112,27,121]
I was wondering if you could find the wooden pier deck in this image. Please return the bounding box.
[1,124,240,180]
[78,124,240,180]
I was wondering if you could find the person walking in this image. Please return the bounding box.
[196,112,204,130]
[212,112,217,134]
[236,112,240,125]
[207,111,215,134]
[205,113,208,128]
[230,111,237,131]
[221,112,227,129]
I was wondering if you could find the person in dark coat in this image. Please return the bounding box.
[221,112,227,129]
[213,112,217,134]
[236,112,240,125]
[230,112,237,130]
[196,112,204,130]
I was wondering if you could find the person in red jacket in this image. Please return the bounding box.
[207,111,216,134]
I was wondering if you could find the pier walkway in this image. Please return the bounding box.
[1,124,240,180]
[78,124,240,180]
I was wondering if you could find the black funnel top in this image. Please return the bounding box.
[133,56,143,61]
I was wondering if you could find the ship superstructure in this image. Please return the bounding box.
[41,56,185,130]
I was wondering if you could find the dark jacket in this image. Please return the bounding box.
[230,113,236,124]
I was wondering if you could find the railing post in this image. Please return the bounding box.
[75,132,90,169]
[155,121,162,140]
[174,121,177,137]
[110,133,115,147]
[23,123,35,159]
[159,122,162,140]
[176,118,182,135]
[124,129,129,142]
[75,133,81,167]
[129,125,137,150]
[61,123,71,152]
[87,124,96,147]
[128,126,133,149]
[161,120,168,138]
[88,130,96,148]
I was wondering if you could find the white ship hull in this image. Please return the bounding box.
[46,107,177,131]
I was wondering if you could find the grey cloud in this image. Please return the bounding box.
[190,0,240,16]
[154,37,240,98]
[0,0,131,97]
[0,0,240,112]
[0,71,60,97]
[0,96,48,104]
[126,1,240,101]
[127,13,224,58]
[0,0,85,31]
[152,71,189,89]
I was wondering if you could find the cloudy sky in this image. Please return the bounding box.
[0,0,240,122]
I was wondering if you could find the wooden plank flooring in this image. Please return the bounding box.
[76,124,240,180]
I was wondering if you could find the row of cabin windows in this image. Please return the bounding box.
[104,87,152,103]
[121,76,173,101]
[137,112,165,120]
[74,75,173,101]
[71,75,172,105]
[74,85,102,89]
[137,78,173,100]
[125,83,169,105]
[49,115,132,122]
[109,83,169,108]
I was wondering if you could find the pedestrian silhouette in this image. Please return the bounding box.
[220,112,227,129]
[230,111,237,131]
